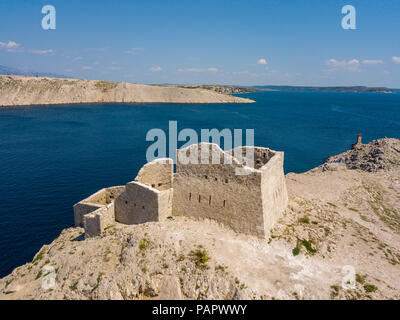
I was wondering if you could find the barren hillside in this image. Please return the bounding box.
[1,138,399,300]
[0,75,254,106]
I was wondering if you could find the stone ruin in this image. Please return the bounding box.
[73,143,288,239]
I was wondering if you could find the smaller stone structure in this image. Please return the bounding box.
[114,158,174,225]
[73,186,125,238]
[352,134,363,149]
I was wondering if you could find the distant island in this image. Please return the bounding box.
[0,65,68,79]
[253,85,394,93]
[0,75,254,107]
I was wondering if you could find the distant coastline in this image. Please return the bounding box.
[0,75,254,107]
[252,85,394,93]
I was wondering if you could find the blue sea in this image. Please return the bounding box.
[0,91,399,277]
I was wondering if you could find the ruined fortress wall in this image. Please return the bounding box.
[114,158,174,225]
[135,158,173,191]
[158,188,173,220]
[172,143,288,238]
[73,186,125,227]
[115,182,159,224]
[173,166,265,237]
[114,181,173,224]
[74,203,103,227]
[83,202,115,238]
[260,152,289,232]
[105,186,126,204]
[172,143,267,237]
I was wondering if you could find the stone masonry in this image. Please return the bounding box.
[74,143,288,239]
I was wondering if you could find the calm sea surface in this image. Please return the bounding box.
[0,91,399,277]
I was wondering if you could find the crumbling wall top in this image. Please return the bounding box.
[134,158,173,191]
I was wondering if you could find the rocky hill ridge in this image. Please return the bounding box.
[0,75,254,106]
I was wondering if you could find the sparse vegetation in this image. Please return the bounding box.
[330,285,340,299]
[292,247,300,256]
[292,238,316,256]
[139,238,150,251]
[215,265,227,272]
[35,270,43,280]
[91,273,103,293]
[70,281,78,291]
[364,284,378,293]
[190,247,210,270]
[32,248,46,263]
[301,239,317,253]
[298,216,310,224]
[356,274,366,284]
[5,279,13,288]
[95,80,117,92]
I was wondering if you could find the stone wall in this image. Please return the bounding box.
[172,143,288,238]
[114,159,174,225]
[260,152,289,232]
[135,158,173,191]
[73,144,287,239]
[83,202,115,238]
[73,186,125,232]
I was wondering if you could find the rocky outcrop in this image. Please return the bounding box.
[0,75,255,106]
[324,138,400,172]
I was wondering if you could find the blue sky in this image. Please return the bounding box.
[1,0,400,87]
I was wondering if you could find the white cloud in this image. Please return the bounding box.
[392,56,400,64]
[123,48,144,54]
[232,71,257,76]
[0,40,22,52]
[82,66,93,70]
[178,67,219,73]
[108,66,121,70]
[150,66,162,72]
[73,56,83,61]
[29,49,55,55]
[325,58,360,71]
[257,58,267,65]
[206,67,218,72]
[361,59,383,65]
